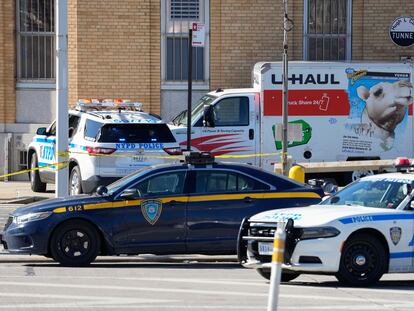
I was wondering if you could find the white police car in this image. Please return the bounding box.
[27,99,181,195]
[238,158,414,286]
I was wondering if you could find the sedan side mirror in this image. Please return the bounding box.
[36,127,47,135]
[96,185,108,196]
[120,188,139,200]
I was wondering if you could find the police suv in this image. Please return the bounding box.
[27,99,181,195]
[238,158,414,286]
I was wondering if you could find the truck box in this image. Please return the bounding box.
[169,61,413,184]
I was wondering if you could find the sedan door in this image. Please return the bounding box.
[111,170,188,254]
[186,169,270,254]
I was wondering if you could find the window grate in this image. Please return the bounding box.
[18,150,28,171]
[170,0,199,20]
[17,0,55,80]
[305,0,351,61]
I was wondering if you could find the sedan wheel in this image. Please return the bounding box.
[336,233,386,286]
[50,220,100,266]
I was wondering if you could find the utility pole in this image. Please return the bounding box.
[55,0,69,197]
[281,0,292,176]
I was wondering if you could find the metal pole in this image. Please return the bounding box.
[55,0,69,197]
[267,221,286,311]
[186,29,193,152]
[281,0,289,176]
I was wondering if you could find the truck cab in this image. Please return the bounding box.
[169,88,261,166]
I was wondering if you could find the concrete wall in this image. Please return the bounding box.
[161,89,208,122]
[16,89,56,123]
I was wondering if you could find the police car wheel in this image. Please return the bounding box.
[336,234,386,286]
[69,166,83,195]
[50,220,100,266]
[30,153,47,192]
[256,268,300,282]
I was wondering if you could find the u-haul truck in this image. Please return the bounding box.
[169,61,414,184]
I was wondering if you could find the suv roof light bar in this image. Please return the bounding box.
[75,99,143,112]
[183,151,215,165]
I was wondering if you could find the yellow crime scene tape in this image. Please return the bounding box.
[0,150,284,180]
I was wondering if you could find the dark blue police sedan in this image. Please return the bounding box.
[1,153,323,266]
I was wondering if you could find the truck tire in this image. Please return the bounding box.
[257,268,300,282]
[69,165,83,195]
[335,233,386,286]
[30,153,47,192]
[50,219,100,266]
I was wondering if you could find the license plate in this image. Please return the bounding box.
[133,150,145,162]
[258,242,274,255]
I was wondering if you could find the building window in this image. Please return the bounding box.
[17,0,55,80]
[162,0,209,83]
[304,0,352,61]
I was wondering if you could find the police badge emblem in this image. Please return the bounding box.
[141,200,163,225]
[390,227,402,246]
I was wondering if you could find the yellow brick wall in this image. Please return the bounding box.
[210,0,304,90]
[0,0,16,124]
[68,0,161,114]
[353,0,414,60]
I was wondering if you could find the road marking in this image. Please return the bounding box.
[0,280,413,304]
[0,275,267,287]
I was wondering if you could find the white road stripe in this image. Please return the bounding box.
[0,275,267,287]
[0,292,175,303]
[0,281,411,304]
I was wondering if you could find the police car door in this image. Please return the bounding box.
[199,96,257,165]
[113,170,188,253]
[186,169,259,253]
[36,122,57,181]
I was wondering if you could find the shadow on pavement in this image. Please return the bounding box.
[284,279,414,290]
[24,262,243,270]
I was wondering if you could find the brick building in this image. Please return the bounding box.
[0,0,413,178]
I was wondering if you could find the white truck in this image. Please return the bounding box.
[169,61,413,185]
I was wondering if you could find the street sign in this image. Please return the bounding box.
[192,23,205,47]
[389,16,414,47]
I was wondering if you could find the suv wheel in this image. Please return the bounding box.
[69,165,83,195]
[30,153,47,192]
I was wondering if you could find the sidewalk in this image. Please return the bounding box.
[0,181,55,203]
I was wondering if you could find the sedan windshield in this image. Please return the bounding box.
[105,166,154,195]
[321,178,411,209]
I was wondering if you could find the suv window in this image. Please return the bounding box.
[213,97,249,126]
[84,122,176,143]
[195,170,269,193]
[133,171,186,197]
[47,115,80,137]
[84,119,104,141]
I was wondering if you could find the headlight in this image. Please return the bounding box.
[300,226,340,240]
[13,212,52,225]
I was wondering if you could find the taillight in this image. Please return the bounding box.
[86,146,117,155]
[163,147,183,156]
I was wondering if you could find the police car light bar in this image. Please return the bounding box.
[76,99,143,111]
[394,157,414,172]
[183,151,215,165]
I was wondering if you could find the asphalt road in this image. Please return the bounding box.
[2,204,414,310]
[0,253,414,311]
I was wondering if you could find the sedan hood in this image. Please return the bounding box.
[249,204,401,227]
[11,195,110,216]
